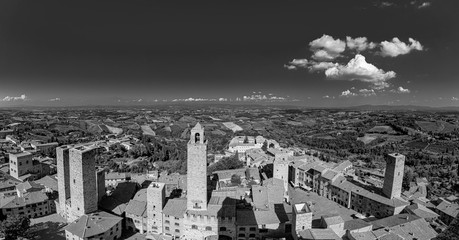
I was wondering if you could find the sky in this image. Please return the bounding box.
[0,0,458,107]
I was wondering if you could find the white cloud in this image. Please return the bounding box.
[2,94,29,102]
[418,2,431,8]
[284,59,309,70]
[309,34,346,61]
[49,98,61,102]
[452,97,459,101]
[390,86,411,93]
[284,65,297,70]
[379,2,394,8]
[324,54,396,89]
[359,88,377,97]
[379,37,424,57]
[322,95,331,99]
[308,61,338,72]
[218,98,227,101]
[340,90,357,97]
[346,36,377,52]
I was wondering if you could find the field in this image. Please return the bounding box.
[404,140,429,150]
[358,134,411,146]
[425,142,459,153]
[310,134,336,140]
[367,125,396,134]
[416,121,457,133]
[141,125,156,136]
[357,134,377,144]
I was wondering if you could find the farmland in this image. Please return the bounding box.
[416,120,457,133]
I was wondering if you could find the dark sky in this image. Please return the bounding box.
[0,0,458,107]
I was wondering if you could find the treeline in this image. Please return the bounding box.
[207,153,244,174]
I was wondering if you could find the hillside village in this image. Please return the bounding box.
[0,106,458,239]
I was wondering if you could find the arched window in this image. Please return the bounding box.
[192,225,198,229]
[205,226,212,231]
[195,133,200,143]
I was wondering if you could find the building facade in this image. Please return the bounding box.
[9,152,33,179]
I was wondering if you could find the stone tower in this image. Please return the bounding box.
[57,146,71,218]
[96,168,106,202]
[9,151,33,179]
[292,202,312,236]
[147,182,166,233]
[382,153,405,199]
[273,150,290,195]
[69,146,98,221]
[187,123,208,211]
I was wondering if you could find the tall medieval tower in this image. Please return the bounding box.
[57,146,71,218]
[147,182,166,233]
[69,146,98,221]
[274,150,290,196]
[186,123,208,211]
[382,153,405,199]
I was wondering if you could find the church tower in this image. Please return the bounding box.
[187,123,208,211]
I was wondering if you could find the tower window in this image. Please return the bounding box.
[195,133,200,143]
[192,225,198,229]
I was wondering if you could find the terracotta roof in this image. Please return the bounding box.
[186,196,237,219]
[298,228,341,240]
[213,168,246,180]
[105,172,130,180]
[333,160,352,172]
[0,191,48,209]
[321,170,340,182]
[0,178,20,190]
[125,200,147,217]
[371,217,437,240]
[332,176,408,208]
[236,204,290,226]
[35,175,58,191]
[65,211,122,238]
[370,213,421,230]
[162,198,187,218]
[322,214,344,226]
[436,200,459,218]
[405,203,439,219]
[16,181,44,193]
[133,189,147,202]
[344,219,372,231]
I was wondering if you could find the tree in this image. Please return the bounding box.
[230,174,242,186]
[403,167,415,190]
[208,154,244,173]
[261,141,268,152]
[0,215,30,240]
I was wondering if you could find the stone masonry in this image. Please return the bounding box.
[186,123,208,211]
[69,146,98,222]
[57,146,71,218]
[147,182,166,234]
[382,153,405,199]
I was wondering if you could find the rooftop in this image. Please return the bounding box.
[162,198,187,218]
[0,191,49,209]
[65,211,122,238]
[125,199,147,218]
[436,200,459,218]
